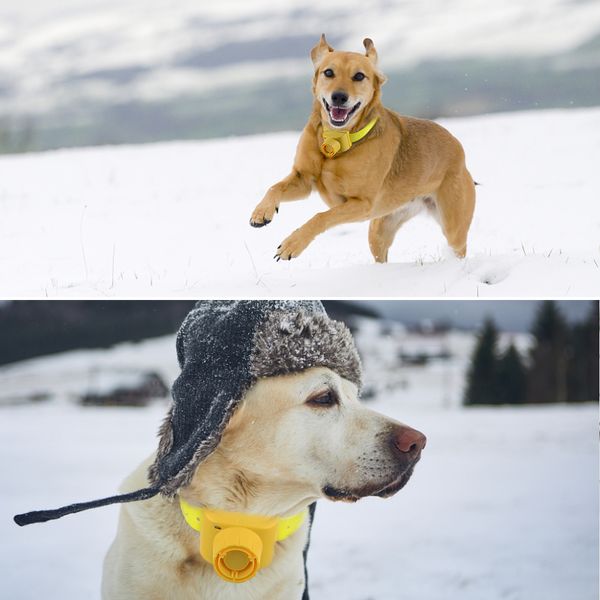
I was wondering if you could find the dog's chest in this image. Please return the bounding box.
[172,557,305,600]
[166,533,308,600]
[316,146,384,205]
[317,158,366,205]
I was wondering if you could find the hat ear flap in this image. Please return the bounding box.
[147,301,263,495]
[147,405,175,487]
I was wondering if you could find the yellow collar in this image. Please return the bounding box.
[179,497,307,583]
[179,497,307,540]
[320,116,378,158]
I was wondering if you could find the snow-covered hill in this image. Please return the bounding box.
[0,107,598,297]
[1,0,599,149]
[2,0,599,116]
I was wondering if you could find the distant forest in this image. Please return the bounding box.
[464,301,598,405]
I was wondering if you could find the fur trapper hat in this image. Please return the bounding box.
[14,300,361,525]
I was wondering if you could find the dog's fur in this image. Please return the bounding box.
[250,35,476,262]
[102,367,425,599]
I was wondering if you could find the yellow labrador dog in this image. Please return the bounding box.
[102,367,426,599]
[250,35,476,262]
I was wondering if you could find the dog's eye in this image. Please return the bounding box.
[323,68,334,78]
[352,72,366,81]
[306,390,338,407]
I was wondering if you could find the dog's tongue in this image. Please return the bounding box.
[331,106,349,122]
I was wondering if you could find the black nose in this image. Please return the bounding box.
[331,90,348,106]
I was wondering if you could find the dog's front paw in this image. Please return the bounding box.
[250,202,279,228]
[274,230,310,261]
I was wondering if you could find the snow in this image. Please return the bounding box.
[0,329,597,599]
[0,336,178,406]
[1,107,599,298]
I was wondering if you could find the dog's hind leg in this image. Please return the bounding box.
[369,211,409,263]
[435,168,475,258]
[368,201,424,263]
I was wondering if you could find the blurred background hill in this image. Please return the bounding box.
[1,0,599,153]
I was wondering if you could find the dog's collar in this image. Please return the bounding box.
[179,497,307,583]
[180,497,307,540]
[320,116,378,158]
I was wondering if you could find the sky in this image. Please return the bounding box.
[359,300,595,332]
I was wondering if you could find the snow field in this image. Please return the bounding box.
[0,107,598,297]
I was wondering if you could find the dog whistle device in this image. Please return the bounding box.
[321,130,352,158]
[179,497,307,583]
[320,117,379,158]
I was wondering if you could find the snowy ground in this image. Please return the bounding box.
[0,107,599,298]
[0,335,597,600]
[1,402,597,600]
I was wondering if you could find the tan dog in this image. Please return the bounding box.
[250,35,476,262]
[102,367,426,599]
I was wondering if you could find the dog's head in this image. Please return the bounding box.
[311,34,387,130]
[184,366,425,514]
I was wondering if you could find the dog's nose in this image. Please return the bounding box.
[331,90,348,106]
[393,426,427,459]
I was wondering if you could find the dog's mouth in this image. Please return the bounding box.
[323,465,415,502]
[322,98,361,128]
[373,466,415,498]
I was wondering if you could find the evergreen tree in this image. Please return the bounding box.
[527,301,569,403]
[567,302,599,403]
[496,343,527,405]
[531,300,567,344]
[464,318,499,406]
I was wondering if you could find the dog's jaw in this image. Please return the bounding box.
[322,464,416,502]
[373,466,415,498]
[322,97,362,129]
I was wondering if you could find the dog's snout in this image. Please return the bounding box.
[393,426,427,459]
[331,90,349,106]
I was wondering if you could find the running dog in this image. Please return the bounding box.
[250,35,476,262]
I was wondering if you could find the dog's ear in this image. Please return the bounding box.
[363,38,379,64]
[311,33,334,68]
[363,37,387,86]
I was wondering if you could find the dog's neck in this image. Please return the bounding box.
[179,449,319,519]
